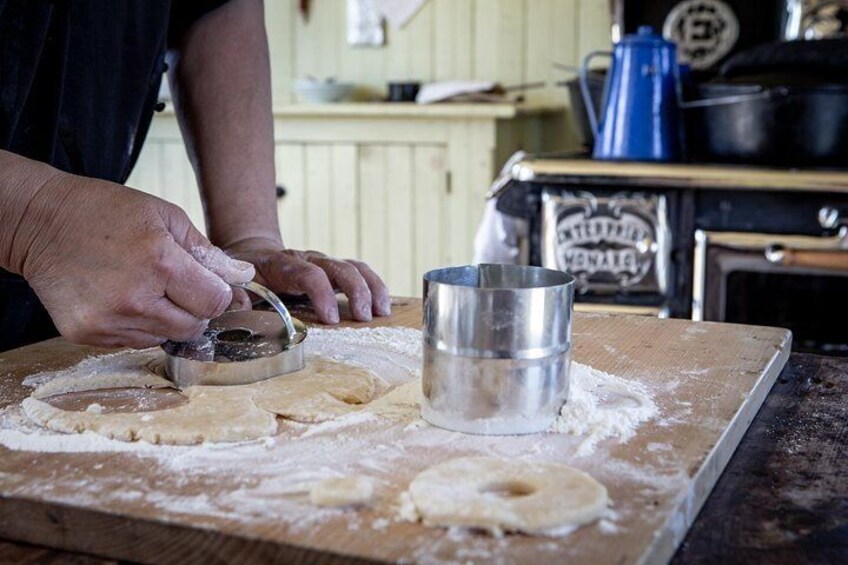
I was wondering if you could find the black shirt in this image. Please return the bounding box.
[0,0,229,351]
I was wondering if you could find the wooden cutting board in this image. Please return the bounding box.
[0,299,790,564]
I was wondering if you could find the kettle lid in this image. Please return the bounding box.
[620,25,675,48]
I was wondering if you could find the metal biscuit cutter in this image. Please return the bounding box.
[162,281,307,388]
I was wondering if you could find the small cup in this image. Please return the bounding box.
[421,264,575,434]
[387,81,421,102]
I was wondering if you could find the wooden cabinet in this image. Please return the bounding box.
[128,103,561,296]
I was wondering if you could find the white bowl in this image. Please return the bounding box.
[293,80,354,103]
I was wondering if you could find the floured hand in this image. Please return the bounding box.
[224,237,391,324]
[14,173,254,348]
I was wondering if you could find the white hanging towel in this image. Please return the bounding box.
[372,0,429,29]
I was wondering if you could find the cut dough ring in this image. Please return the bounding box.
[409,456,608,534]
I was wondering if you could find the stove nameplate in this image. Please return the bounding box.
[541,190,671,295]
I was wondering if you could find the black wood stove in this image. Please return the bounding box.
[496,157,848,356]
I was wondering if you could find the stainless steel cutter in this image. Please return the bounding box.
[162,281,307,388]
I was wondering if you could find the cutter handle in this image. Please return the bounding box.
[236,281,298,340]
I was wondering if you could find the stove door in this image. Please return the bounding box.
[693,228,848,355]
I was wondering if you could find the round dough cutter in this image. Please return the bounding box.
[162,281,307,388]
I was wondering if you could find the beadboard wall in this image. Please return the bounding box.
[265,0,613,105]
[130,1,615,296]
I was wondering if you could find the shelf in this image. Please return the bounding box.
[270,102,565,120]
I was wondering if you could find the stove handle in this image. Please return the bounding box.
[819,205,847,230]
[765,245,848,272]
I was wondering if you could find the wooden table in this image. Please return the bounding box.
[0,301,843,563]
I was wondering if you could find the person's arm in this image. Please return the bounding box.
[0,149,253,348]
[167,0,390,324]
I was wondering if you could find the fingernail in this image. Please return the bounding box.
[376,298,392,317]
[357,303,373,322]
[229,256,255,273]
[325,307,340,325]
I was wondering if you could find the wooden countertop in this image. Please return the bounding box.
[3,349,843,564]
[513,159,848,193]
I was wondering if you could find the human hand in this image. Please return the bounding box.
[223,237,391,324]
[14,173,255,348]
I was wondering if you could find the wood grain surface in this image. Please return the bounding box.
[2,352,842,565]
[0,299,792,564]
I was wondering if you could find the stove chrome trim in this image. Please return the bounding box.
[575,302,670,318]
[509,159,848,193]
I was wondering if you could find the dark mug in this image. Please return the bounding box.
[387,81,421,102]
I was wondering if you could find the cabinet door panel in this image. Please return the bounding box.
[276,143,307,249]
[384,145,415,296]
[330,144,360,260]
[277,143,360,258]
[359,144,416,297]
[359,145,392,284]
[359,143,448,297]
[304,145,333,253]
[414,145,448,279]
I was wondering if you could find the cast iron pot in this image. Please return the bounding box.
[559,70,605,149]
[684,81,848,168]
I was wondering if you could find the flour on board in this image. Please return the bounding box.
[0,327,674,557]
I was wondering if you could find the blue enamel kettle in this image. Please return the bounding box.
[580,26,683,162]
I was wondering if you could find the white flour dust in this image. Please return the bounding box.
[554,364,657,456]
[0,327,670,559]
[189,245,255,284]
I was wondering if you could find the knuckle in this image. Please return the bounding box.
[153,198,184,221]
[298,261,324,278]
[334,260,359,278]
[301,266,331,288]
[141,233,177,274]
[113,294,147,318]
[346,258,365,268]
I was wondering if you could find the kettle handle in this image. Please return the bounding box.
[579,50,612,139]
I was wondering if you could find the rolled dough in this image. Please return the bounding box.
[310,476,376,507]
[408,456,608,535]
[22,352,381,445]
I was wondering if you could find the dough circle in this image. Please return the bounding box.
[310,476,376,507]
[408,456,608,534]
[22,351,380,445]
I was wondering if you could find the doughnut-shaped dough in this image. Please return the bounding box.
[408,457,608,535]
[310,476,376,507]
